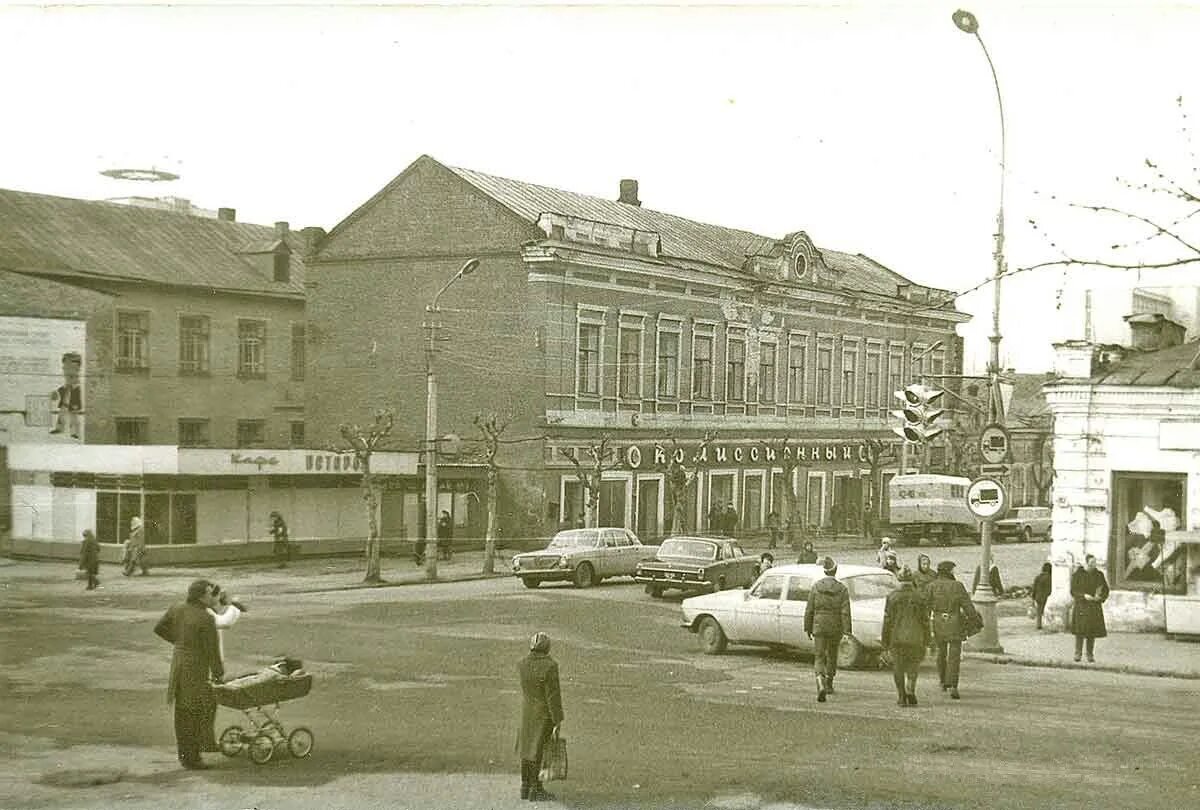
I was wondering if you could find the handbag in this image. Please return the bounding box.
[540,727,568,782]
[963,608,984,638]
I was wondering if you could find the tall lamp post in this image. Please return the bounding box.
[424,258,481,581]
[953,8,1006,653]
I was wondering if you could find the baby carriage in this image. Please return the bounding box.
[214,656,313,765]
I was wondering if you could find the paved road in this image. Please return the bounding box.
[3,566,1195,810]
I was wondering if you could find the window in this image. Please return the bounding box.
[116,311,149,370]
[931,349,945,382]
[816,342,833,406]
[1112,472,1187,594]
[236,419,266,448]
[841,342,859,407]
[759,342,776,404]
[865,346,882,408]
[577,322,601,395]
[786,574,814,601]
[888,344,904,397]
[178,315,209,375]
[177,419,210,447]
[656,325,680,398]
[291,323,306,381]
[290,420,306,448]
[787,334,807,404]
[238,320,267,378]
[273,251,290,283]
[726,331,745,402]
[692,327,714,400]
[115,417,148,445]
[749,574,786,600]
[618,323,642,400]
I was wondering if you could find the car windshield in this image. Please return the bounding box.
[845,573,900,600]
[658,539,717,560]
[547,530,595,550]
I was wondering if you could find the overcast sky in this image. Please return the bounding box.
[3,1,1199,372]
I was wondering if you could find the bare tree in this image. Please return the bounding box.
[659,432,717,535]
[862,439,897,540]
[758,436,804,546]
[473,412,510,574]
[558,436,623,527]
[333,409,395,584]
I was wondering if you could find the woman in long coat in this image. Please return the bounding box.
[154,580,224,769]
[882,567,931,706]
[517,632,564,801]
[79,529,100,591]
[1070,554,1109,662]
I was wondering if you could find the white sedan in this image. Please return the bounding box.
[679,563,899,669]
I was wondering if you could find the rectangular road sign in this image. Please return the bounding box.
[979,463,1011,476]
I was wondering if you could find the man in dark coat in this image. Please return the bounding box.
[925,560,980,699]
[436,509,454,560]
[1032,562,1053,630]
[882,566,930,706]
[517,631,564,802]
[154,579,224,769]
[79,529,100,591]
[804,556,851,703]
[1070,554,1109,662]
[796,541,818,565]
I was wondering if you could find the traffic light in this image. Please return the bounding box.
[891,384,945,443]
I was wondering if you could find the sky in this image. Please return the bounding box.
[2,0,1199,373]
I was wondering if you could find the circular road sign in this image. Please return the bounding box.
[966,478,1008,520]
[979,423,1011,465]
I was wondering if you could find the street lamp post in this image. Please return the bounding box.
[424,258,481,581]
[953,8,1005,653]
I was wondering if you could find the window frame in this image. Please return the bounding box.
[237,319,268,379]
[840,338,860,409]
[235,418,267,449]
[177,314,210,376]
[576,308,606,398]
[290,322,306,381]
[691,321,716,401]
[1110,471,1188,594]
[115,309,150,371]
[617,313,644,401]
[177,418,211,448]
[865,340,883,410]
[115,417,149,445]
[759,339,777,404]
[815,336,834,407]
[787,331,809,406]
[655,317,682,400]
[725,327,746,402]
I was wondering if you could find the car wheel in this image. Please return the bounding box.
[573,562,595,588]
[645,584,664,598]
[698,616,727,654]
[1023,526,1033,543]
[837,635,865,669]
[521,577,540,589]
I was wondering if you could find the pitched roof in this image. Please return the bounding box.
[0,188,304,297]
[1005,373,1052,429]
[442,161,943,300]
[0,269,113,318]
[1090,339,1200,388]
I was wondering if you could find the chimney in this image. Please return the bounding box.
[1052,340,1099,378]
[299,226,327,256]
[618,179,641,207]
[1124,312,1186,351]
[274,221,290,239]
[217,207,236,222]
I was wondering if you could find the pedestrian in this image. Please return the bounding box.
[1070,554,1109,663]
[925,560,981,699]
[881,550,900,575]
[804,556,851,703]
[766,510,781,549]
[517,631,564,802]
[724,502,739,537]
[796,541,818,565]
[876,537,896,568]
[122,515,149,576]
[1032,562,1053,630]
[757,552,775,577]
[269,511,290,568]
[437,509,454,561]
[971,563,1005,596]
[913,554,936,591]
[79,529,100,591]
[707,503,724,535]
[153,579,224,770]
[882,566,931,706]
[207,584,247,664]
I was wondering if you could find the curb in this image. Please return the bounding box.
[281,570,512,595]
[963,652,1200,680]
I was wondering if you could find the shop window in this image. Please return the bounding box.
[1112,472,1187,594]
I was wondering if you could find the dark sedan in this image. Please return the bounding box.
[635,536,761,598]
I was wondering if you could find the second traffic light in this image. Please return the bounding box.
[891,384,945,443]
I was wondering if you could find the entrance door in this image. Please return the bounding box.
[708,473,735,532]
[743,475,763,531]
[599,479,627,528]
[637,478,661,541]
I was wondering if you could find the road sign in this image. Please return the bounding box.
[979,423,1011,464]
[979,463,1011,476]
[966,477,1008,520]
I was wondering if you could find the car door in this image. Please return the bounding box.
[733,572,786,644]
[778,573,816,649]
[594,530,618,577]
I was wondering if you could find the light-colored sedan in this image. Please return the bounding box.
[679,563,899,668]
[511,528,659,589]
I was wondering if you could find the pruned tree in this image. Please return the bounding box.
[659,432,717,536]
[333,409,395,584]
[558,435,623,528]
[758,436,804,546]
[473,412,510,574]
[862,439,898,540]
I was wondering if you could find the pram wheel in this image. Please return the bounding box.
[219,725,246,757]
[288,727,314,758]
[249,733,275,764]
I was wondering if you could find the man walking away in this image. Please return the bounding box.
[517,632,564,802]
[269,511,290,569]
[1032,562,1052,630]
[882,566,931,706]
[804,556,851,703]
[79,529,100,590]
[926,560,980,699]
[154,580,224,769]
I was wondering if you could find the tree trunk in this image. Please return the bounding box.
[483,465,498,574]
[362,460,382,583]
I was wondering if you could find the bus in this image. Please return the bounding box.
[884,474,980,545]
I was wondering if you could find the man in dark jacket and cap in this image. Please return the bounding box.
[925,560,981,699]
[517,631,564,801]
[804,556,851,703]
[882,566,931,706]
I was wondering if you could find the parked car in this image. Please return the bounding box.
[994,506,1052,543]
[511,527,658,589]
[679,563,899,669]
[635,536,760,598]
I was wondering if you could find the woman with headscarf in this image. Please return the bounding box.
[882,566,931,706]
[912,554,936,591]
[123,515,149,576]
[517,631,564,802]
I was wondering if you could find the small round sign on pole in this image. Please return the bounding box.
[966,478,1008,520]
[979,423,1011,465]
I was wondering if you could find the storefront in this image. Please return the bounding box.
[3,443,486,562]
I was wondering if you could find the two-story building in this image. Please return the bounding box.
[307,156,970,543]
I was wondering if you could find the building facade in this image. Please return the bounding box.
[307,156,970,542]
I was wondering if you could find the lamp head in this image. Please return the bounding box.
[459,258,481,277]
[952,9,979,34]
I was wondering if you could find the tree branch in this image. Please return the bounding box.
[1067,201,1200,255]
